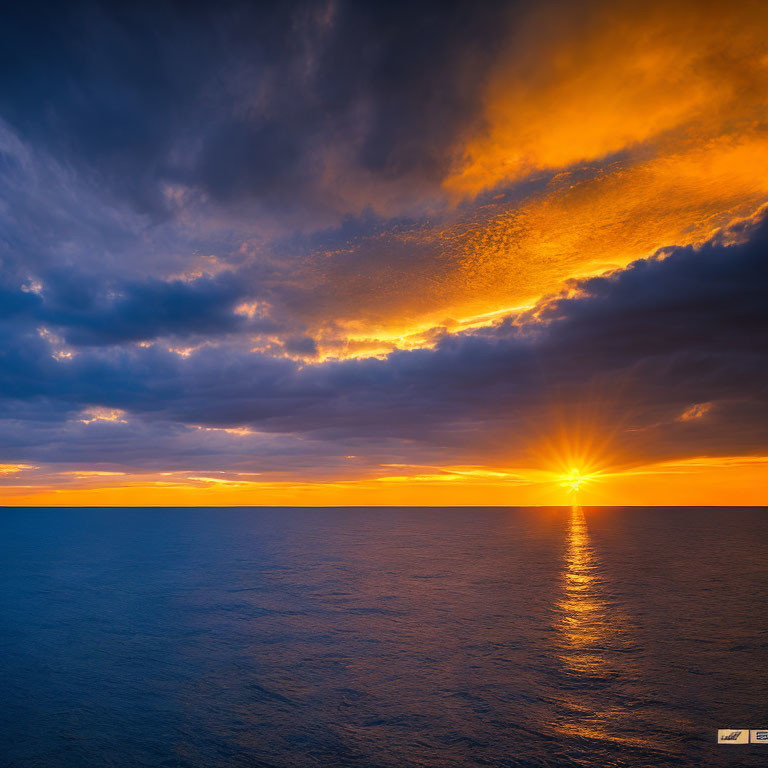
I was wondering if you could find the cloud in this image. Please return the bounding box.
[676,403,713,422]
[40,270,277,346]
[445,0,768,195]
[0,0,509,224]
[0,214,765,475]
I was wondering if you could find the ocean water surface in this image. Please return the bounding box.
[0,506,766,767]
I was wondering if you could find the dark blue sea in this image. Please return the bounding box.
[0,506,766,767]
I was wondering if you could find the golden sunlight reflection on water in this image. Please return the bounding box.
[558,505,607,676]
[551,506,666,751]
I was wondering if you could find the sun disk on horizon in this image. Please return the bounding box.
[559,467,600,495]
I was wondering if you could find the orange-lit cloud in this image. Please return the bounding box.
[280,1,768,357]
[676,402,713,422]
[79,407,128,424]
[0,464,37,475]
[446,1,768,196]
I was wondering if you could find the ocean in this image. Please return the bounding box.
[0,506,766,767]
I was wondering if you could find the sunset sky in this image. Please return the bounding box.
[1,0,767,506]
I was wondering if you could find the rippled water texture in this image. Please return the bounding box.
[1,506,766,767]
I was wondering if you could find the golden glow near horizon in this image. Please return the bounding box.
[3,454,767,506]
[3,390,767,506]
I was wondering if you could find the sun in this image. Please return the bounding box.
[559,467,599,495]
[528,415,625,502]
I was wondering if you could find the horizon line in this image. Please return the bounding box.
[1,504,766,510]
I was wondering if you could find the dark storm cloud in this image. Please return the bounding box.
[0,0,511,220]
[0,267,279,347]
[42,270,273,346]
[1,216,766,470]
